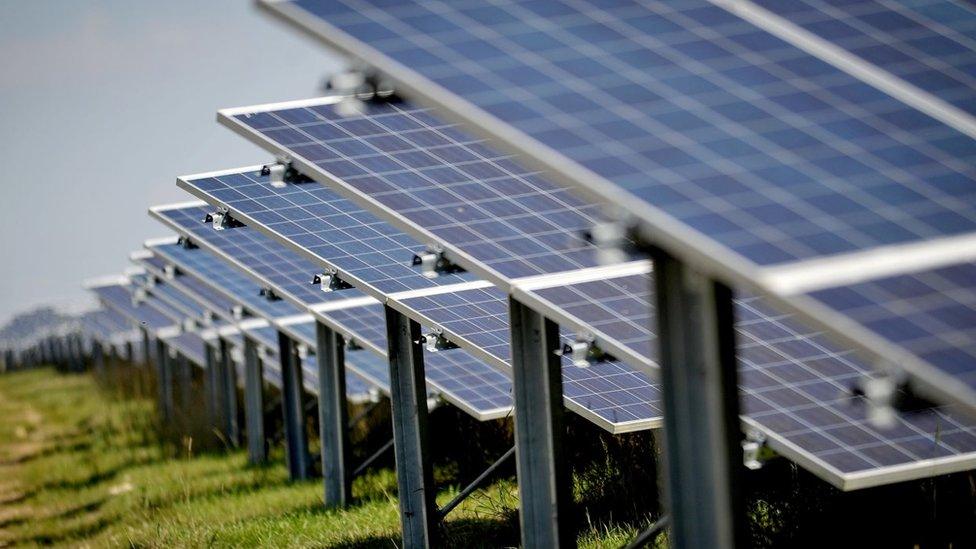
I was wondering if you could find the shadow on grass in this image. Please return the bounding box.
[324,516,520,549]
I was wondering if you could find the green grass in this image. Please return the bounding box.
[0,368,651,548]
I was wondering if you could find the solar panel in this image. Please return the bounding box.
[163,331,208,367]
[516,270,976,489]
[174,168,653,429]
[132,270,214,327]
[302,353,375,404]
[258,0,976,409]
[139,249,239,319]
[148,240,303,320]
[215,103,615,289]
[152,203,510,418]
[751,0,976,118]
[81,309,133,344]
[807,261,976,395]
[151,204,367,309]
[178,167,474,298]
[89,282,180,332]
[312,300,513,420]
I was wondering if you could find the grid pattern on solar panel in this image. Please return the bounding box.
[346,348,391,393]
[91,309,132,336]
[737,295,976,474]
[754,0,976,117]
[150,242,302,319]
[244,325,280,351]
[144,255,240,317]
[323,301,513,417]
[808,261,976,394]
[156,206,363,308]
[300,353,375,400]
[166,332,208,367]
[226,104,610,282]
[281,0,976,267]
[183,169,473,294]
[141,278,211,323]
[525,272,976,476]
[92,284,178,331]
[398,286,662,427]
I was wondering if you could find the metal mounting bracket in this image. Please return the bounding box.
[258,287,282,302]
[420,330,458,352]
[742,429,767,470]
[411,245,465,278]
[312,270,354,292]
[177,236,197,250]
[204,208,244,231]
[163,264,177,279]
[555,332,613,368]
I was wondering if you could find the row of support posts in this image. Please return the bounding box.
[136,251,745,548]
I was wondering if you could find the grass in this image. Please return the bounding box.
[0,368,654,548]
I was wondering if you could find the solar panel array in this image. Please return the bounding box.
[754,0,976,117]
[259,0,976,410]
[517,271,976,488]
[73,0,976,495]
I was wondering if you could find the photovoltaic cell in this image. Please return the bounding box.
[90,283,179,332]
[808,261,976,394]
[164,331,208,367]
[179,167,473,297]
[754,0,976,117]
[140,252,239,318]
[136,275,213,326]
[315,300,513,419]
[519,272,976,487]
[396,286,660,431]
[271,0,976,268]
[153,205,366,309]
[216,103,611,286]
[148,241,303,320]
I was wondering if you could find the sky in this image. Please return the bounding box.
[0,1,341,326]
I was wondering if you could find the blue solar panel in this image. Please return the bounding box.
[90,283,179,332]
[809,261,976,395]
[153,204,366,309]
[754,0,976,117]
[81,309,131,343]
[148,241,302,320]
[136,275,213,326]
[139,252,239,318]
[396,286,659,431]
[314,300,513,420]
[301,353,375,403]
[517,271,976,487]
[271,0,976,267]
[164,331,208,367]
[179,167,474,296]
[217,104,612,286]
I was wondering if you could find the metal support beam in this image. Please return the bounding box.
[175,353,194,416]
[141,328,152,367]
[437,445,516,520]
[218,339,241,447]
[124,340,135,364]
[352,437,395,478]
[278,331,312,480]
[653,252,745,549]
[316,321,352,508]
[155,339,174,423]
[205,344,222,432]
[243,336,267,464]
[384,306,437,548]
[509,297,574,549]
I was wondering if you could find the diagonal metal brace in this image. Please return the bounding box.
[437,445,516,521]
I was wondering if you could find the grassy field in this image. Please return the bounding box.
[0,368,648,548]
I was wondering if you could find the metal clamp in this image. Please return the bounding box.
[296,343,310,360]
[411,245,465,278]
[258,287,281,302]
[261,158,310,188]
[742,430,767,470]
[204,208,243,231]
[131,287,147,306]
[556,332,612,368]
[312,270,353,292]
[177,236,197,250]
[586,219,640,265]
[420,330,458,352]
[163,264,177,279]
[863,375,898,429]
[231,305,246,321]
[325,68,398,116]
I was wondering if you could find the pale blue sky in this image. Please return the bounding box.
[0,1,341,325]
